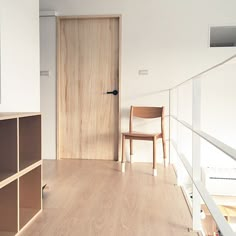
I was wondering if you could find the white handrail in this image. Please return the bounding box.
[171,140,235,236]
[195,182,235,236]
[170,115,236,162]
[170,54,236,91]
[137,54,236,96]
[167,54,236,235]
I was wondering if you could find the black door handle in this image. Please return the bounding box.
[106,90,118,96]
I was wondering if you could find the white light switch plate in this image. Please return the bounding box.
[138,70,149,76]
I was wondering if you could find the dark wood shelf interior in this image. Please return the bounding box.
[0,119,17,181]
[0,181,18,235]
[19,116,41,171]
[20,166,41,229]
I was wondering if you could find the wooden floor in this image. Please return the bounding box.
[20,160,199,236]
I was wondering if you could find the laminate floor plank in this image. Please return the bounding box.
[20,160,198,236]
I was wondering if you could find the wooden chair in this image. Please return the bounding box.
[121,106,167,176]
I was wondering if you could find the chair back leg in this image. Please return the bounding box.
[130,139,133,155]
[130,139,134,163]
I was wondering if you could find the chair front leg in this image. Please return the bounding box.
[130,139,134,163]
[153,137,157,176]
[121,134,126,173]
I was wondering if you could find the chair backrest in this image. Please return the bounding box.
[129,106,165,132]
[131,106,163,119]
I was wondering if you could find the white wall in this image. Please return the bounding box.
[40,16,57,159]
[40,0,236,161]
[0,0,40,112]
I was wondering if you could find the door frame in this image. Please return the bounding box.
[56,15,122,161]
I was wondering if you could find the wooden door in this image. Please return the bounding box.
[58,17,119,160]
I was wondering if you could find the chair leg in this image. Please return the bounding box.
[162,136,167,167]
[121,134,126,173]
[130,139,134,163]
[153,138,157,176]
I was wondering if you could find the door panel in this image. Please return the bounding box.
[58,17,119,160]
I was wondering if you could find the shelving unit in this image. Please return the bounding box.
[0,113,42,236]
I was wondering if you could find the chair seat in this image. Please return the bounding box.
[123,131,162,140]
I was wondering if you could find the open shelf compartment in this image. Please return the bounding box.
[19,115,41,171]
[0,180,18,236]
[19,166,41,229]
[0,119,17,182]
